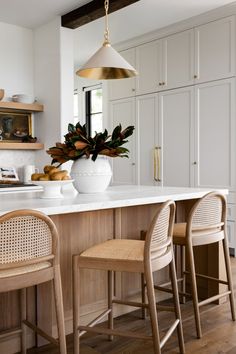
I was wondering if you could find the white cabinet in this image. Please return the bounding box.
[109,48,136,100]
[194,16,235,83]
[135,87,194,187]
[162,29,194,90]
[136,94,159,185]
[227,203,236,256]
[194,78,236,191]
[110,98,136,185]
[136,41,162,95]
[158,87,195,187]
[136,29,194,95]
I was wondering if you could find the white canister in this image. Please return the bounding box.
[23,165,39,183]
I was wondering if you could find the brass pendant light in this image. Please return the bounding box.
[76,0,138,80]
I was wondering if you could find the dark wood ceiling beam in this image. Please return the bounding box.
[61,0,140,29]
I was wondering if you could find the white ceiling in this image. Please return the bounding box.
[74,0,236,67]
[0,0,235,68]
[0,0,89,29]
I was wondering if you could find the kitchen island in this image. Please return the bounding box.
[0,185,227,353]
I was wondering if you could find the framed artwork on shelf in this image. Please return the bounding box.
[0,111,32,142]
[0,167,19,181]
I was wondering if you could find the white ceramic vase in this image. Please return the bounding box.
[70,156,112,193]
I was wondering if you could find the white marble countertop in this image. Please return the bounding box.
[0,185,228,216]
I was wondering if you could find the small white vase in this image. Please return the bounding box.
[70,156,112,193]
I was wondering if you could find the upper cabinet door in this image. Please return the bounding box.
[108,48,136,100]
[136,40,162,95]
[162,29,194,90]
[194,16,235,83]
[194,78,236,190]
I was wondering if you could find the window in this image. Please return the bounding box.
[85,85,103,136]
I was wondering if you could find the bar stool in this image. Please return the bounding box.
[0,209,67,354]
[173,191,236,338]
[73,200,185,354]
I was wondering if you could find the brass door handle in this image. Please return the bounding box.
[154,146,161,182]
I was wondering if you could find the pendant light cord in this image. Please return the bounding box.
[104,0,110,45]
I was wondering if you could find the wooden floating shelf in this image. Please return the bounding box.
[0,142,44,150]
[0,101,44,112]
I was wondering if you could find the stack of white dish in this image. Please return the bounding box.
[12,94,35,104]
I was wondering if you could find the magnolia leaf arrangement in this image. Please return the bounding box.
[47,121,135,166]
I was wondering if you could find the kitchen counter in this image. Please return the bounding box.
[0,184,228,216]
[0,184,227,353]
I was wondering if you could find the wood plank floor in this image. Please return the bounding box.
[28,258,236,354]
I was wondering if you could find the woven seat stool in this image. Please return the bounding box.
[0,209,67,354]
[73,200,185,354]
[173,191,236,338]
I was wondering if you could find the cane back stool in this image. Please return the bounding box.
[73,200,185,354]
[173,191,236,338]
[0,209,67,354]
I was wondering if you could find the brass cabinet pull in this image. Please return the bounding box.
[154,146,161,182]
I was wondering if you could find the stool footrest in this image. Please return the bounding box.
[198,291,231,307]
[154,285,173,294]
[113,299,148,308]
[79,309,111,337]
[184,271,229,285]
[78,325,153,341]
[160,319,180,349]
[23,320,58,346]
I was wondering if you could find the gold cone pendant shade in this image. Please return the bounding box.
[76,0,138,80]
[77,42,137,80]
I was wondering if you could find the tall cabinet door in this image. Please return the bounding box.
[162,29,194,90]
[136,93,158,185]
[158,86,195,187]
[194,78,236,190]
[194,16,235,83]
[136,40,162,95]
[110,98,136,185]
[108,48,136,100]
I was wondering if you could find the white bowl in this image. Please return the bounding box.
[12,94,35,104]
[33,180,74,199]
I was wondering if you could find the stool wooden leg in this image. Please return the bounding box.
[141,273,146,319]
[73,257,80,354]
[108,270,114,340]
[145,266,161,354]
[180,245,186,304]
[222,237,236,321]
[187,243,202,338]
[20,288,27,354]
[170,256,185,354]
[53,265,67,354]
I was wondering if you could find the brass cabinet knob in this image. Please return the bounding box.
[132,88,135,92]
[193,161,197,165]
[159,82,162,86]
[194,75,198,79]
[162,82,165,85]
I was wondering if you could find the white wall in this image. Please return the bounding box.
[34,17,74,172]
[0,21,35,179]
[0,22,34,99]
